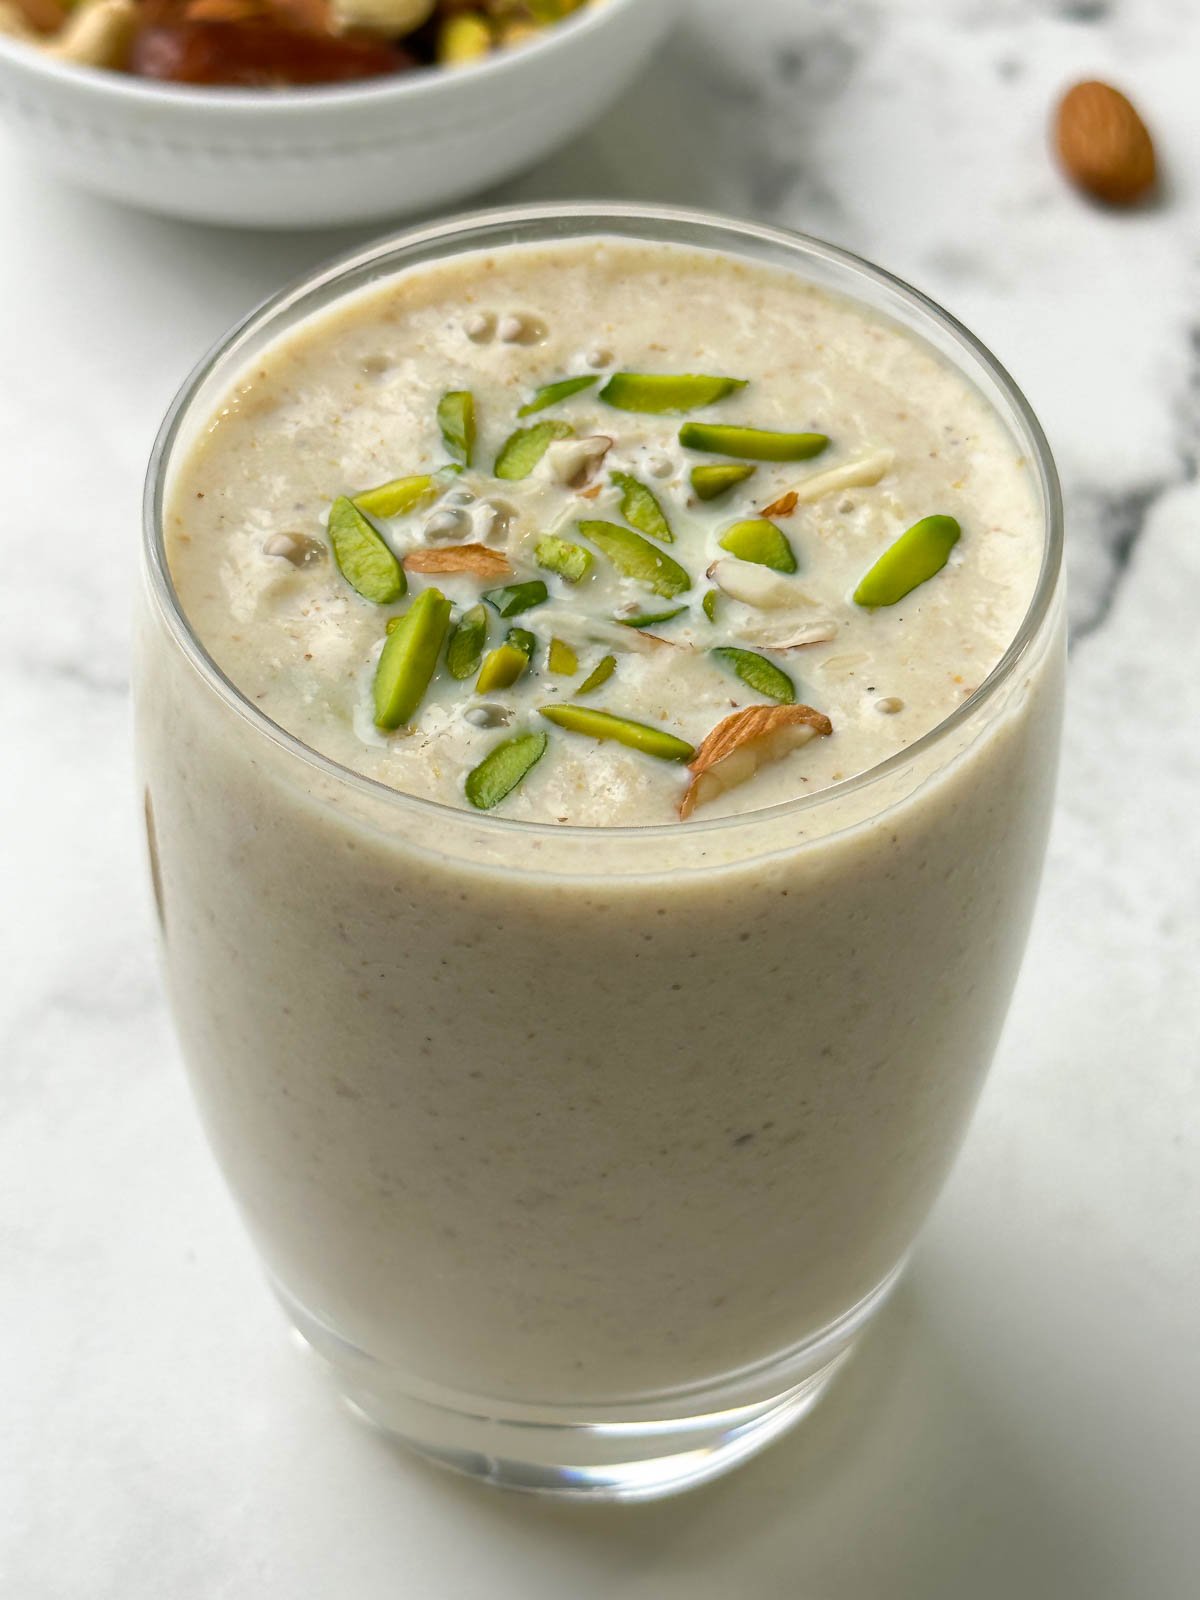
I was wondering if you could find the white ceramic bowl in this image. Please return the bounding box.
[0,0,675,227]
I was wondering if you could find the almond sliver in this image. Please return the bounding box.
[404,544,512,578]
[680,704,833,819]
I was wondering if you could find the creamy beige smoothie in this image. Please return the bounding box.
[137,214,1063,1491]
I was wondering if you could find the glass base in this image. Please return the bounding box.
[278,1264,903,1502]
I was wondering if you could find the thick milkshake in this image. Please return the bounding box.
[136,208,1064,1497]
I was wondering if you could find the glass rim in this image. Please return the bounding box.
[142,199,1064,842]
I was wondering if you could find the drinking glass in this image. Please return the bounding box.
[135,204,1065,1500]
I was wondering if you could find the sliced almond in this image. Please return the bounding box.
[404,544,512,578]
[707,558,816,611]
[745,617,839,650]
[541,435,613,490]
[681,705,833,820]
[770,451,894,509]
[760,489,799,518]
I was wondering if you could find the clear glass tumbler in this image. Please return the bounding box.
[135,204,1065,1501]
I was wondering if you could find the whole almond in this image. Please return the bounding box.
[1055,80,1157,206]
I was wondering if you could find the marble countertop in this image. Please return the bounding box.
[2,1,1197,1595]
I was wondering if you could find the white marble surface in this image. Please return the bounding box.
[2,2,1198,1595]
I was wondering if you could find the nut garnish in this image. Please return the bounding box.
[679,423,829,462]
[495,420,573,480]
[680,704,833,819]
[518,375,599,417]
[853,515,960,608]
[782,450,894,505]
[539,705,694,763]
[464,731,548,811]
[706,558,813,610]
[611,470,673,543]
[718,517,797,573]
[599,373,748,415]
[541,434,611,488]
[759,489,798,518]
[437,389,476,468]
[328,495,405,604]
[373,588,451,731]
[579,520,691,598]
[404,544,512,577]
[1055,80,1157,207]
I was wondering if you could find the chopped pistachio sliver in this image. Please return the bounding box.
[712,647,796,705]
[465,731,549,810]
[494,419,573,480]
[476,642,529,693]
[437,390,476,468]
[679,422,829,462]
[548,637,579,675]
[373,588,452,730]
[446,603,488,680]
[611,471,673,543]
[691,463,757,502]
[575,654,616,696]
[506,626,536,661]
[854,515,961,607]
[702,589,719,623]
[518,375,600,417]
[482,580,548,617]
[535,535,593,584]
[578,519,691,599]
[539,704,694,763]
[599,373,748,414]
[718,518,797,573]
[618,606,687,629]
[328,496,406,605]
[353,473,434,520]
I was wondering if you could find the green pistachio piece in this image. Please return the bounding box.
[373,588,452,730]
[702,589,719,623]
[548,637,579,675]
[352,473,434,520]
[599,373,748,414]
[690,463,757,502]
[518,375,600,416]
[437,390,476,467]
[679,422,829,462]
[617,606,687,629]
[494,419,573,480]
[482,580,548,617]
[718,518,797,573]
[577,519,691,598]
[575,654,616,696]
[711,647,796,705]
[535,535,593,584]
[853,515,962,608]
[540,704,693,762]
[446,603,488,680]
[465,731,549,810]
[476,642,529,693]
[506,627,536,660]
[328,496,406,605]
[610,471,673,543]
